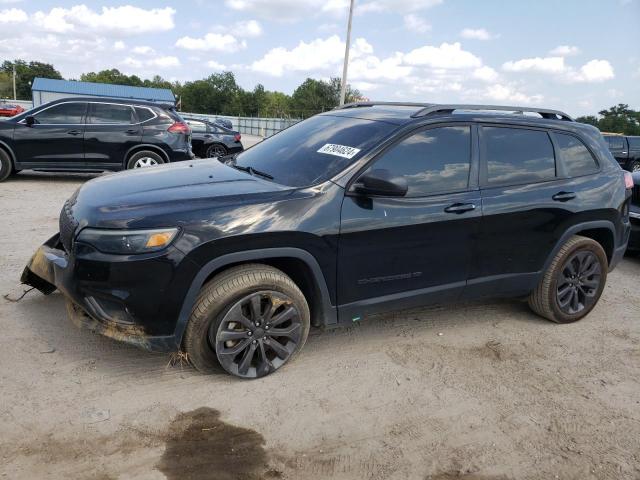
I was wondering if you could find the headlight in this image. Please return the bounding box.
[76,228,179,254]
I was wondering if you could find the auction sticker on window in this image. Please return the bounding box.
[317,143,361,159]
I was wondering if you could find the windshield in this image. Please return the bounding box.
[234,114,394,187]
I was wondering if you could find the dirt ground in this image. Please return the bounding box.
[1,167,639,480]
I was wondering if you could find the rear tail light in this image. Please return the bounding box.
[234,133,241,142]
[167,121,190,135]
[624,171,634,189]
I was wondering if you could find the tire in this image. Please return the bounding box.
[205,144,227,158]
[126,150,165,170]
[626,159,640,173]
[528,235,608,323]
[0,148,12,182]
[182,264,310,379]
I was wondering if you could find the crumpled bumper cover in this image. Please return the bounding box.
[21,233,177,352]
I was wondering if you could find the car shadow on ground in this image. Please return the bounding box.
[13,286,549,381]
[9,171,104,183]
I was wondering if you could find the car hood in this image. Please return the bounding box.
[71,158,293,229]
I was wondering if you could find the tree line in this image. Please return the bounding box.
[0,60,637,129]
[0,59,362,119]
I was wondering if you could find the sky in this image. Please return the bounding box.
[0,0,638,116]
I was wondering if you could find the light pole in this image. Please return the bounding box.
[339,0,355,106]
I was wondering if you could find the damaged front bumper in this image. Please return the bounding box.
[21,233,182,352]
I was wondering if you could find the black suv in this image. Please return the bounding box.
[22,103,631,379]
[602,134,640,172]
[0,97,193,181]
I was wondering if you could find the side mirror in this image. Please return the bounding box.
[352,168,408,197]
[25,116,35,127]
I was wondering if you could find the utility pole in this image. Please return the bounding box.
[12,63,16,100]
[339,0,355,106]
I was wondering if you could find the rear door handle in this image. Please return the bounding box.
[67,130,82,136]
[125,129,140,135]
[444,202,476,214]
[552,191,576,202]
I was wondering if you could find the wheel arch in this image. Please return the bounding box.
[0,140,17,165]
[172,248,337,348]
[542,221,617,274]
[124,144,170,167]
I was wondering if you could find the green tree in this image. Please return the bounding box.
[577,104,640,135]
[0,60,62,100]
[80,69,144,87]
[290,77,362,117]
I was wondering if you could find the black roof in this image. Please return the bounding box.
[46,96,175,109]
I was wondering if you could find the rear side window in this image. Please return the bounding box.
[135,107,155,122]
[365,126,471,197]
[605,136,625,149]
[185,120,207,133]
[483,127,555,186]
[628,137,640,149]
[90,103,134,124]
[554,133,598,176]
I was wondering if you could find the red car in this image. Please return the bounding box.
[0,104,25,117]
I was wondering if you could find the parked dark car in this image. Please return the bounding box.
[0,97,193,182]
[603,134,640,172]
[183,117,243,158]
[0,103,25,117]
[22,103,632,379]
[628,172,640,251]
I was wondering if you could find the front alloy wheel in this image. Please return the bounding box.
[182,264,310,378]
[213,291,304,378]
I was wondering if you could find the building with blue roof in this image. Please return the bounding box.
[31,78,175,107]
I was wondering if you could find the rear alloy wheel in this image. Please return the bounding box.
[182,264,310,379]
[627,160,640,173]
[528,235,607,323]
[206,144,227,158]
[126,150,165,170]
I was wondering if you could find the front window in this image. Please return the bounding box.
[33,102,86,124]
[234,114,394,187]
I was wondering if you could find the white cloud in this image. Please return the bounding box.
[403,42,482,69]
[503,55,614,83]
[351,53,413,81]
[123,55,180,70]
[132,46,155,55]
[460,28,495,40]
[482,84,543,104]
[207,60,227,71]
[176,33,247,52]
[502,56,566,73]
[251,35,344,76]
[231,19,263,37]
[0,7,26,22]
[32,6,175,36]
[359,0,442,13]
[226,0,440,20]
[225,0,347,21]
[472,66,499,82]
[549,45,580,56]
[566,59,615,83]
[403,14,430,33]
[113,41,126,51]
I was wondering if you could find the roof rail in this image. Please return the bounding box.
[338,101,433,109]
[411,104,574,121]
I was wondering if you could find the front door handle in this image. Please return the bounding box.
[552,191,576,202]
[125,129,139,135]
[67,130,82,136]
[444,202,476,214]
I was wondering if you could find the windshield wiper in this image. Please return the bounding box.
[228,163,274,180]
